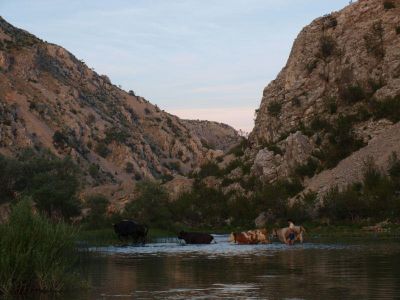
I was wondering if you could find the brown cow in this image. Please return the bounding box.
[230,229,270,244]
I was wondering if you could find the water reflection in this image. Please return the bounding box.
[19,235,400,299]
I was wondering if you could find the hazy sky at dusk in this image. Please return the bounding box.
[1,0,351,132]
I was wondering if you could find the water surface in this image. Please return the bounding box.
[36,235,400,299]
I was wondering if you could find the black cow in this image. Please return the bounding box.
[113,220,148,244]
[178,231,214,244]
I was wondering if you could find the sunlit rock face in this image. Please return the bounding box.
[250,0,400,146]
[247,0,400,195]
[0,17,241,200]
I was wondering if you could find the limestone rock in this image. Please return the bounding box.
[163,176,194,200]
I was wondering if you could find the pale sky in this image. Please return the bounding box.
[1,0,351,132]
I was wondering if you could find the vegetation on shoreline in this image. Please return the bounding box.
[0,199,80,296]
[0,149,81,219]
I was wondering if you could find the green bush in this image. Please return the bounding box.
[295,158,319,178]
[306,59,318,74]
[310,117,331,132]
[340,84,366,104]
[125,162,134,173]
[95,142,110,158]
[124,181,172,229]
[52,131,68,148]
[319,161,400,222]
[383,1,395,9]
[291,97,301,107]
[0,155,22,204]
[321,115,365,169]
[172,184,229,228]
[197,161,221,178]
[83,194,109,228]
[227,139,247,157]
[329,102,337,114]
[252,179,303,220]
[169,161,181,173]
[370,96,400,122]
[319,35,336,58]
[0,151,81,219]
[267,101,282,117]
[287,192,317,223]
[0,199,79,295]
[364,21,385,59]
[266,143,283,155]
[104,127,130,144]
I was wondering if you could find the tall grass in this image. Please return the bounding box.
[0,199,80,295]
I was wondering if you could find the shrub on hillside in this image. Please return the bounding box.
[267,101,282,117]
[364,21,385,59]
[228,139,247,157]
[322,115,365,168]
[319,160,400,222]
[319,35,336,58]
[370,96,400,123]
[124,181,172,229]
[0,150,81,219]
[339,84,366,104]
[95,142,110,158]
[172,184,229,228]
[197,161,221,178]
[295,157,319,178]
[383,1,395,9]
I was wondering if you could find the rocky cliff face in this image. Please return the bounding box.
[182,119,244,152]
[247,0,400,196]
[0,17,241,190]
[251,0,400,145]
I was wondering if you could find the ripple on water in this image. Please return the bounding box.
[90,234,354,258]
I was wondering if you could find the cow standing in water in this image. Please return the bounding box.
[113,220,148,244]
[230,229,270,244]
[272,225,306,245]
[178,231,214,244]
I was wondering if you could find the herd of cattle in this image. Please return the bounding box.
[113,220,306,245]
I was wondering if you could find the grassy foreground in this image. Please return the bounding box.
[0,200,80,296]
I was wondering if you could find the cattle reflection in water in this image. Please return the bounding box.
[80,237,400,300]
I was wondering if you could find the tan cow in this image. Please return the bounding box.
[272,226,306,245]
[230,229,270,244]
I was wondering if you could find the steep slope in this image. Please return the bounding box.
[304,122,400,197]
[182,119,244,152]
[0,17,240,188]
[251,0,400,145]
[246,0,400,195]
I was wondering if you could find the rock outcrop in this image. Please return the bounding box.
[183,119,243,152]
[247,0,400,196]
[250,0,400,146]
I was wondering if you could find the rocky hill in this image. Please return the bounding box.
[244,0,400,197]
[182,119,244,152]
[0,17,241,191]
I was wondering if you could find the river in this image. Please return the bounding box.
[29,235,400,299]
